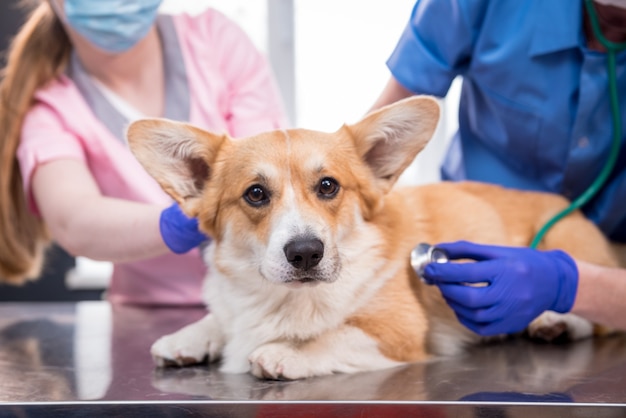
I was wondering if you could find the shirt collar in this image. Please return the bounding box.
[529,1,583,57]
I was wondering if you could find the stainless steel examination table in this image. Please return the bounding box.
[1,301,625,417]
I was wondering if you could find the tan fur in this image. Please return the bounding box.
[128,96,618,378]
[349,182,618,361]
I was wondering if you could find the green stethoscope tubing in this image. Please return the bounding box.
[530,0,626,248]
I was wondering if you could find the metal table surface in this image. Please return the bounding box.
[0,301,625,417]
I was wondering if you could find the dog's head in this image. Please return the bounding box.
[128,96,439,287]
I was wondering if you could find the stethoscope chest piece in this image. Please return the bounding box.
[410,243,449,280]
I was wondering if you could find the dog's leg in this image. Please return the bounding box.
[151,313,224,367]
[527,310,594,341]
[528,212,619,341]
[247,325,402,380]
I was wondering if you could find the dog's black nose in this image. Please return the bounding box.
[284,238,324,270]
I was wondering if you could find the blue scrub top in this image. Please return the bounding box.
[387,0,626,242]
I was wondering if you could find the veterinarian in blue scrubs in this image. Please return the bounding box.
[372,0,626,335]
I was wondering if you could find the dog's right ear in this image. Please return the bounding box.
[127,118,226,217]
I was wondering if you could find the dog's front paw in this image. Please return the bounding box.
[527,311,593,342]
[151,317,223,367]
[151,334,208,367]
[248,343,313,380]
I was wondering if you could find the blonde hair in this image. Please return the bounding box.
[0,2,71,284]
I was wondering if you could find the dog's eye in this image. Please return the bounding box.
[244,185,270,206]
[318,177,339,198]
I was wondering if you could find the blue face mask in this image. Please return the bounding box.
[62,0,163,53]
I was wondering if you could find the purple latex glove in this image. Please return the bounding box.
[159,202,209,254]
[422,241,578,336]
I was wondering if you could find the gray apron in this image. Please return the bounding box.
[67,15,191,144]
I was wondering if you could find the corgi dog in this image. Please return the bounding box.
[127,96,617,380]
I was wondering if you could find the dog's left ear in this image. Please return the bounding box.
[127,118,226,217]
[346,96,440,193]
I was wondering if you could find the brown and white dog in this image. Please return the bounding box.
[127,96,617,380]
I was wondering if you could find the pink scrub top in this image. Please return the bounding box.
[16,8,289,306]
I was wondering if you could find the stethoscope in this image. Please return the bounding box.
[530,0,626,248]
[412,0,626,274]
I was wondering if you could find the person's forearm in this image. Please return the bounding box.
[369,77,415,112]
[55,197,170,262]
[31,159,174,262]
[571,260,626,330]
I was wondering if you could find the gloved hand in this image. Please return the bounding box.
[160,202,209,254]
[422,241,578,336]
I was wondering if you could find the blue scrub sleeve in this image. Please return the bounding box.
[387,0,487,97]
